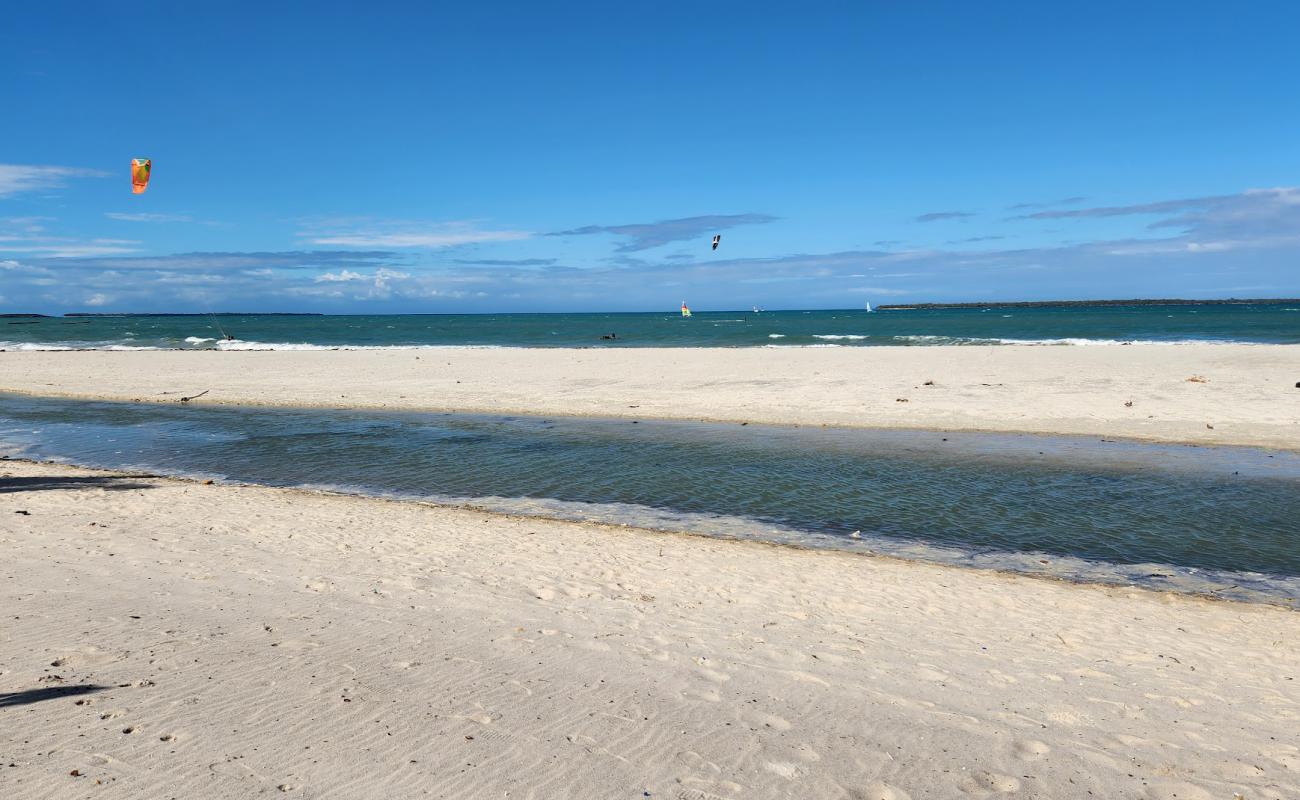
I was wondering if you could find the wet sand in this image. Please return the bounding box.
[2,344,1299,449]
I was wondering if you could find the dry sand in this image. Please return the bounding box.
[2,460,1298,799]
[2,344,1299,449]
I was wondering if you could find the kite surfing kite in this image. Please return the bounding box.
[131,159,151,194]
[711,234,720,250]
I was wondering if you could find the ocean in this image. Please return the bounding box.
[3,302,1299,350]
[3,394,1298,607]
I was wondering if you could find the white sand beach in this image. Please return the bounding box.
[2,346,1299,798]
[2,344,1300,449]
[2,459,1297,799]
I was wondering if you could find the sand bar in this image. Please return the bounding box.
[1,459,1297,798]
[3,344,1300,449]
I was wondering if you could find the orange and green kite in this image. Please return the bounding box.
[131,158,151,194]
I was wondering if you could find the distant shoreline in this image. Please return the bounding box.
[878,298,1300,310]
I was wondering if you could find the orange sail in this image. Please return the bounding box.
[131,158,151,194]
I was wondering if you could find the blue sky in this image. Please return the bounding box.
[3,1,1298,313]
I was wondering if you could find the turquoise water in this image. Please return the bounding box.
[3,303,1298,350]
[3,394,1298,606]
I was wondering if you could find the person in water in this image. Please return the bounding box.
[600,332,617,340]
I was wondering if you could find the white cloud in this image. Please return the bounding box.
[1,250,398,272]
[0,238,142,258]
[302,219,530,248]
[84,293,110,306]
[316,270,366,282]
[0,164,110,197]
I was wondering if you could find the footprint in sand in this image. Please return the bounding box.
[957,771,1021,794]
[1113,733,1149,748]
[792,745,821,763]
[763,761,803,779]
[914,664,951,683]
[676,750,722,774]
[692,659,731,683]
[1142,783,1216,800]
[681,688,721,703]
[853,781,914,800]
[676,789,739,800]
[1013,739,1051,760]
[51,646,115,669]
[454,711,494,725]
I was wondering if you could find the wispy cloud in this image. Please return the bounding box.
[914,211,974,223]
[948,235,1005,244]
[1006,196,1087,211]
[547,213,777,252]
[0,237,141,258]
[17,250,401,272]
[1007,188,1300,254]
[839,286,915,296]
[105,212,194,223]
[301,219,530,248]
[1,216,143,258]
[0,216,53,232]
[0,164,110,197]
[452,257,556,266]
[1011,194,1233,221]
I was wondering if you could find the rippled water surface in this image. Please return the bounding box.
[3,394,1299,605]
[2,303,1298,350]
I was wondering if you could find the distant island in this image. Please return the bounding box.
[0,313,52,318]
[877,298,1300,310]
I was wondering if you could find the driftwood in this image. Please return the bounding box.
[179,389,210,403]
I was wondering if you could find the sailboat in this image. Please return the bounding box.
[865,301,873,313]
[681,301,692,317]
